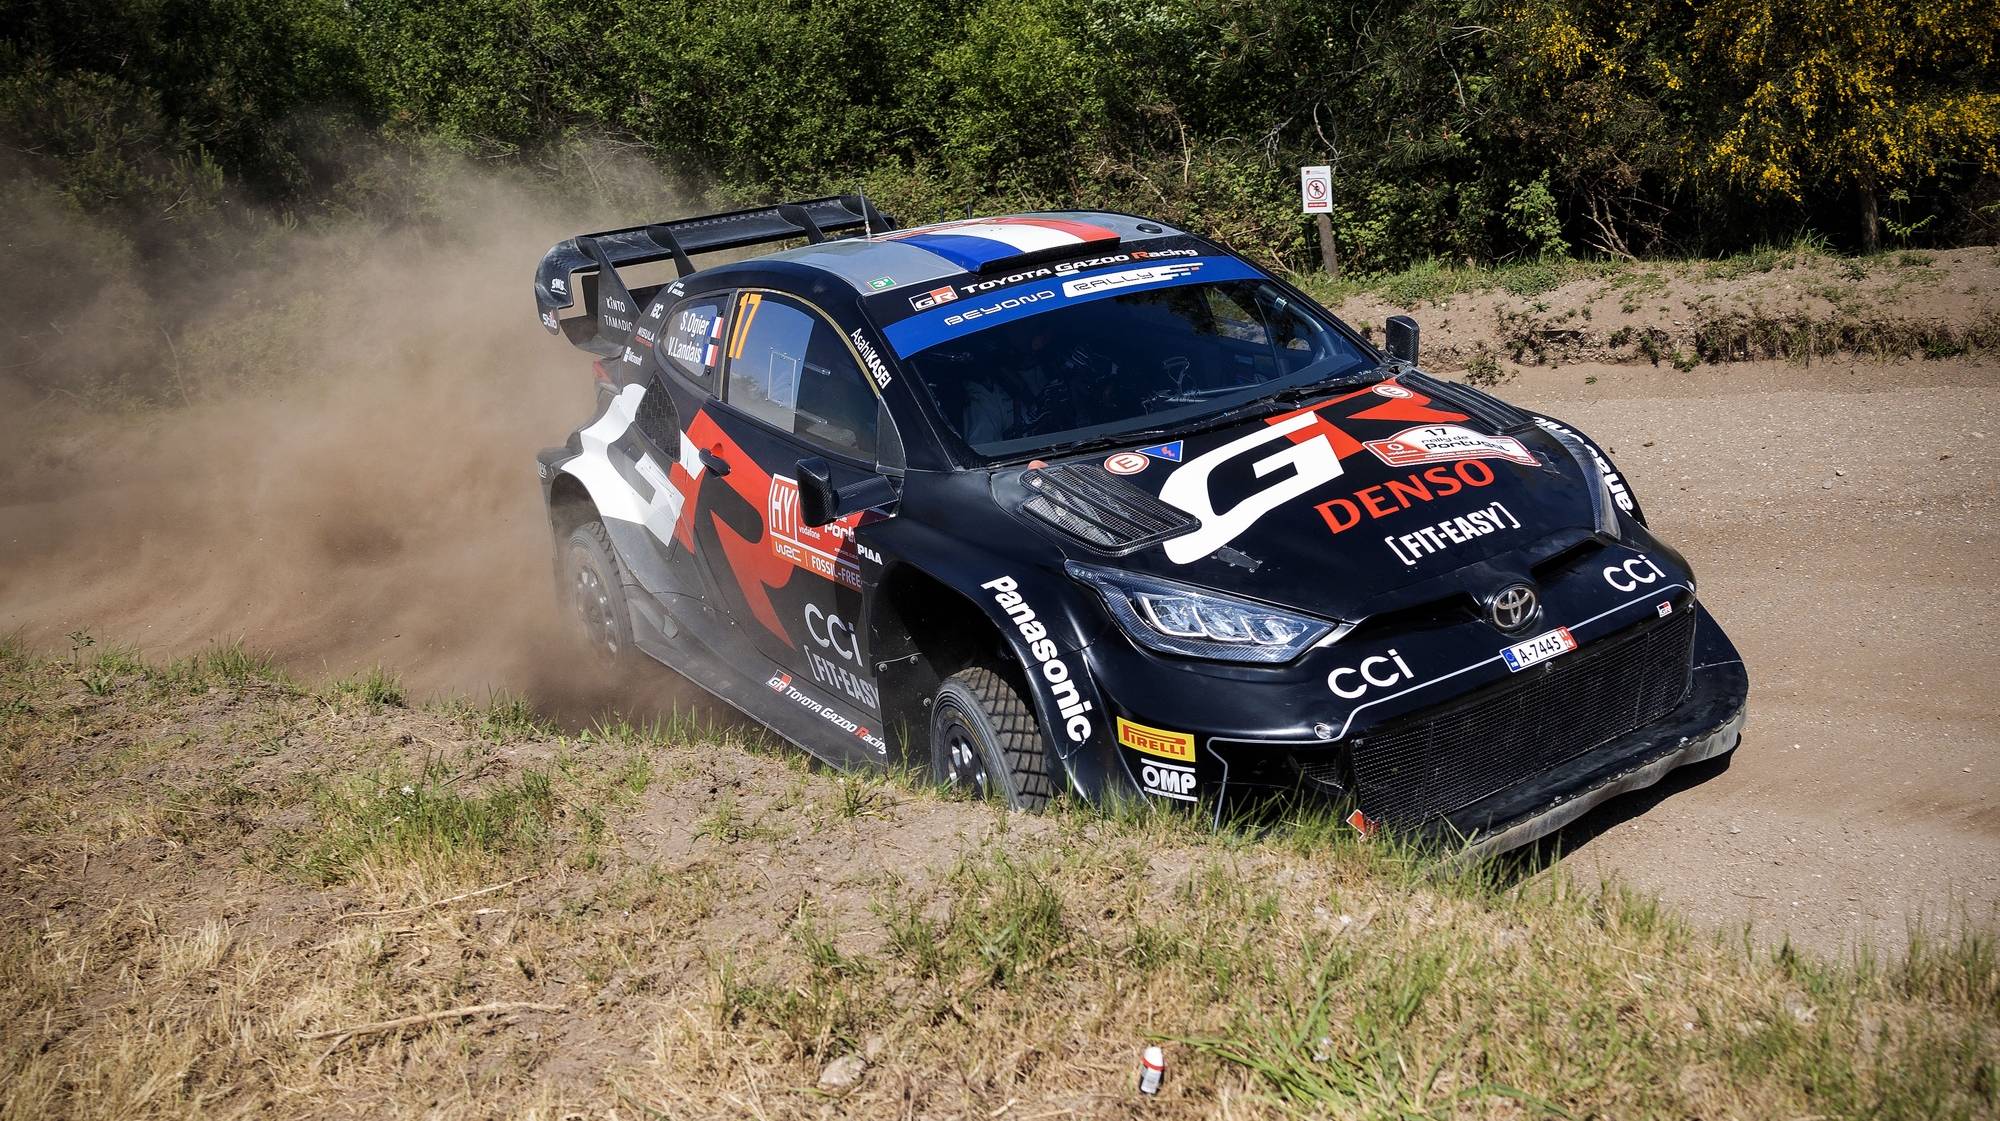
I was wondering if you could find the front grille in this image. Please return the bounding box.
[1021,463,1197,553]
[1344,610,1697,825]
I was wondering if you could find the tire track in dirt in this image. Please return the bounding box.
[1509,357,2000,955]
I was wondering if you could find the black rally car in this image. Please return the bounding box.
[531,197,1747,854]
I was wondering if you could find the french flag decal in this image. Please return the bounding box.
[703,314,724,367]
[882,216,1118,272]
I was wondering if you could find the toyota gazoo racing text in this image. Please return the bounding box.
[530,198,1748,855]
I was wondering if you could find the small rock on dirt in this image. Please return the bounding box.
[819,1053,868,1092]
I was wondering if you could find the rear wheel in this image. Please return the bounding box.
[562,522,633,660]
[929,666,1055,809]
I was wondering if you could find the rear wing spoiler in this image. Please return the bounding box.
[533,194,897,357]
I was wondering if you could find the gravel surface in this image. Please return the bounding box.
[1506,356,2000,956]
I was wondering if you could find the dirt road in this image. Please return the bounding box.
[2,323,1995,956]
[1510,356,2000,956]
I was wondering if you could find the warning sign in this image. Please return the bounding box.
[1301,165,1332,214]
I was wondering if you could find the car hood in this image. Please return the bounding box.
[995,375,1604,623]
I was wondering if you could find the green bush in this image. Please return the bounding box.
[2,0,1994,278]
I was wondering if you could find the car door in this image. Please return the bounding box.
[608,288,731,618]
[685,289,889,740]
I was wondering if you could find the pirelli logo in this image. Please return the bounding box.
[1116,717,1196,763]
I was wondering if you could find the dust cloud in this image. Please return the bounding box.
[0,164,689,714]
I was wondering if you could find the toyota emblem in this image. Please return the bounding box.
[1488,584,1540,633]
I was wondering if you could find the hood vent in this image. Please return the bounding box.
[1405,371,1532,432]
[1021,462,1197,554]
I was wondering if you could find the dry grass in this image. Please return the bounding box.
[2,639,1996,1119]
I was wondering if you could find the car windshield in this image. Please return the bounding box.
[900,278,1374,459]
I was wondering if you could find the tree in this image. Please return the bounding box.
[1680,0,2000,251]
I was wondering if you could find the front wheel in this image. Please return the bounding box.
[561,521,633,661]
[929,666,1055,809]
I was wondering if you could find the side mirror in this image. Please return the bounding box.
[1385,315,1420,365]
[797,457,839,528]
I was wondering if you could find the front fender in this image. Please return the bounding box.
[863,513,1128,803]
[1529,412,1648,526]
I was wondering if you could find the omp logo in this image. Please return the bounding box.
[1059,262,1203,298]
[982,576,1094,743]
[1116,717,1195,762]
[1604,554,1665,592]
[1139,760,1197,802]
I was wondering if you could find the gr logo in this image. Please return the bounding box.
[805,603,861,665]
[1158,410,1346,564]
[1603,555,1666,593]
[1327,649,1415,700]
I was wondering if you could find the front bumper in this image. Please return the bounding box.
[1434,649,1746,859]
[1084,597,1748,857]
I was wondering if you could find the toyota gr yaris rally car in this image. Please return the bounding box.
[530,197,1748,855]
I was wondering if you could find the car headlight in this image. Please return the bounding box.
[1066,562,1343,664]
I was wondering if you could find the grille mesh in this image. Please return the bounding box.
[1341,611,1697,825]
[1021,463,1196,553]
[635,376,681,449]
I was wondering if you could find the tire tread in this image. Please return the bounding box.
[942,665,1055,808]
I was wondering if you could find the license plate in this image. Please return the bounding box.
[1500,626,1577,672]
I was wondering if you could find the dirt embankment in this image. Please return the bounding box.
[1329,247,2000,374]
[2,649,1994,1119]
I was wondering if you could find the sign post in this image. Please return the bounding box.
[1300,165,1339,279]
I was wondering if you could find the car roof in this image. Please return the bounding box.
[752,211,1192,294]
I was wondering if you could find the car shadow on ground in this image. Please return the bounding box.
[1487,751,1737,885]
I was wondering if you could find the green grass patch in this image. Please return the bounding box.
[289,761,561,883]
[5,642,1999,1117]
[331,665,406,708]
[472,688,552,740]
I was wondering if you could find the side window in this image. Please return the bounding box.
[659,295,728,392]
[723,293,878,460]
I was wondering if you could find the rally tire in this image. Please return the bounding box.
[562,521,634,662]
[930,666,1056,810]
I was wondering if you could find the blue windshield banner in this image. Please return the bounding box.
[882,255,1266,358]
